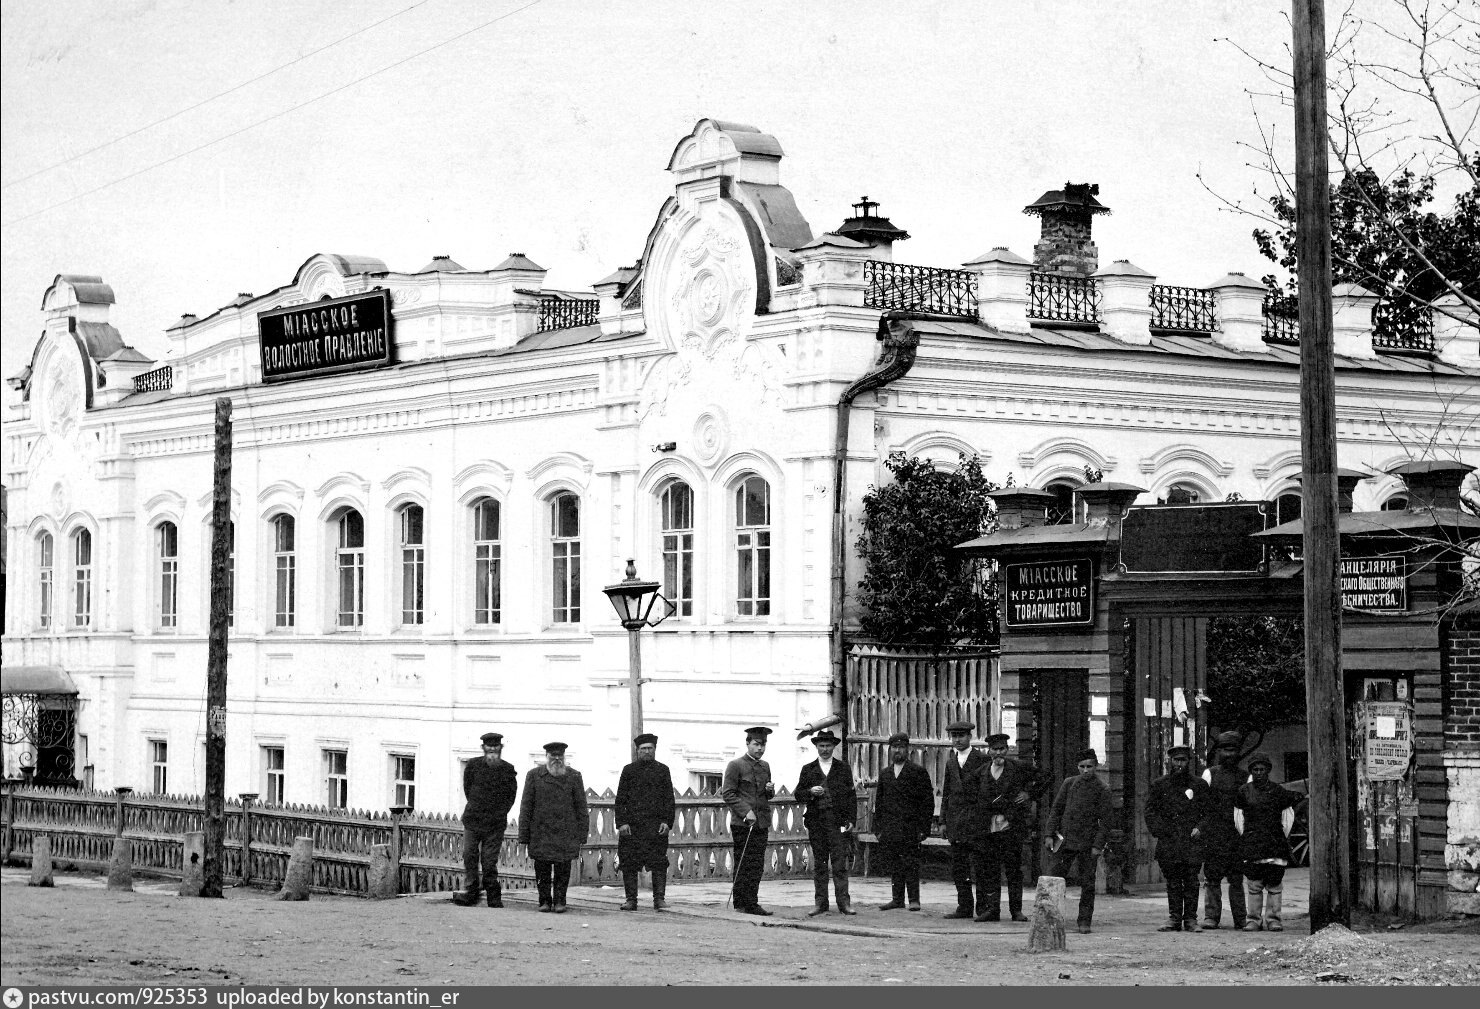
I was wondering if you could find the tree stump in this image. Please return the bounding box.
[106,837,134,892]
[1027,875,1067,952]
[367,843,398,899]
[277,836,313,900]
[180,831,205,897]
[29,835,54,887]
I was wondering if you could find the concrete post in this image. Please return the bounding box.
[3,778,17,864]
[964,248,1032,334]
[1093,260,1155,345]
[1208,273,1269,352]
[1433,293,1478,368]
[113,786,132,836]
[180,831,205,897]
[1028,875,1068,952]
[106,836,134,891]
[29,834,54,887]
[367,843,398,899]
[277,836,313,901]
[1331,283,1378,359]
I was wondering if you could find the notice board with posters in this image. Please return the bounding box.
[1363,700,1413,781]
[1003,558,1094,629]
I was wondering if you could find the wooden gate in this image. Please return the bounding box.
[1349,675,1419,916]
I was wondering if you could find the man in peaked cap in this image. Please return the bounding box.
[615,733,676,911]
[518,742,589,913]
[721,726,775,915]
[940,720,989,919]
[1145,744,1208,931]
[972,733,1035,922]
[1199,730,1249,930]
[874,732,935,911]
[1045,748,1112,932]
[453,731,518,907]
[795,728,858,915]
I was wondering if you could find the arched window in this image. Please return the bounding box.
[1275,492,1302,526]
[72,528,93,628]
[272,515,296,628]
[1381,495,1409,511]
[472,498,501,625]
[735,475,771,617]
[156,522,178,628]
[399,504,425,626]
[38,532,54,628]
[335,508,365,628]
[660,481,695,618]
[550,493,581,623]
[1046,481,1081,526]
[1161,483,1201,505]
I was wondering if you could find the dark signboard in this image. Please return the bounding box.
[258,289,393,383]
[1004,558,1094,629]
[1340,554,1406,612]
[1120,502,1267,573]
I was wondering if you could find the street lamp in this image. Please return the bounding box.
[602,559,675,755]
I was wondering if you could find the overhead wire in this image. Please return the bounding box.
[2,0,545,229]
[1,0,436,191]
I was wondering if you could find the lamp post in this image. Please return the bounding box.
[602,559,674,757]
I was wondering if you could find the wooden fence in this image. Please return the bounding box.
[1,783,858,898]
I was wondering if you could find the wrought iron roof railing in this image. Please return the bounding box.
[863,260,979,318]
[1372,299,1435,354]
[132,365,173,393]
[1149,284,1219,333]
[537,297,599,333]
[1027,271,1101,325]
[1262,292,1300,345]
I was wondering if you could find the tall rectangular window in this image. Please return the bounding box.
[399,505,425,625]
[273,515,296,628]
[336,509,365,628]
[157,522,179,628]
[38,533,54,628]
[473,498,502,625]
[391,754,416,809]
[149,738,169,794]
[262,746,285,805]
[323,749,348,809]
[661,482,695,617]
[735,476,771,616]
[550,493,581,623]
[72,529,93,628]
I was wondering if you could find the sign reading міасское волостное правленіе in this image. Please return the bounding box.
[257,289,394,383]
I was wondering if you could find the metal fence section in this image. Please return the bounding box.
[1027,272,1101,325]
[863,261,979,318]
[1372,299,1435,354]
[1149,284,1218,333]
[537,297,600,332]
[1262,291,1300,345]
[132,365,173,394]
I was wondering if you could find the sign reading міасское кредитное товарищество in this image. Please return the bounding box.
[258,289,393,383]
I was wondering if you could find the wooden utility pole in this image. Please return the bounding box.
[202,398,233,898]
[1292,0,1351,930]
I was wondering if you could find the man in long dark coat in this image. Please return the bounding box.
[941,719,989,919]
[1234,752,1301,932]
[1045,747,1112,933]
[518,742,589,913]
[721,726,775,916]
[795,729,858,916]
[1144,744,1208,931]
[972,733,1034,922]
[874,731,935,911]
[453,731,518,907]
[1199,730,1249,930]
[615,732,676,911]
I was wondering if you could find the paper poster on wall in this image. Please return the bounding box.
[1364,700,1412,780]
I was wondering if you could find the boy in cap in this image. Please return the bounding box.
[518,742,589,913]
[972,732,1034,922]
[795,728,858,915]
[1045,748,1112,932]
[873,732,935,911]
[721,726,775,915]
[941,720,989,919]
[615,733,676,911]
[1234,752,1301,931]
[1144,744,1208,931]
[1198,730,1249,930]
[453,731,518,907]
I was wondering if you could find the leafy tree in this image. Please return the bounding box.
[856,452,999,646]
[1206,615,1306,738]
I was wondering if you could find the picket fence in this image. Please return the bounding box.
[1,783,873,897]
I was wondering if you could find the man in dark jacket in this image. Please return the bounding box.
[1235,752,1301,932]
[795,729,858,916]
[1045,747,1112,933]
[453,731,518,907]
[972,733,1034,922]
[518,742,589,913]
[1144,744,1208,931]
[941,720,989,919]
[1199,730,1249,930]
[721,726,775,916]
[874,732,935,911]
[615,732,676,912]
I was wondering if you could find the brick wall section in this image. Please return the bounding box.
[1442,608,1480,915]
[1446,611,1480,746]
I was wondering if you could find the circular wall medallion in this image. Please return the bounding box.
[693,408,730,467]
[43,351,83,440]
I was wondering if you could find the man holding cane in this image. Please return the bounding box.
[722,725,775,916]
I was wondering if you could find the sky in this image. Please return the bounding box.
[2,0,1315,408]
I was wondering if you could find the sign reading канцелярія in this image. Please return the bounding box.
[1339,554,1406,612]
[258,289,394,383]
[1004,558,1094,629]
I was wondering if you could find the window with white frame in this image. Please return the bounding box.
[323,749,348,809]
[157,522,179,628]
[1275,491,1302,526]
[38,532,54,628]
[472,497,502,625]
[660,481,695,618]
[335,508,365,628]
[550,493,581,623]
[1046,481,1083,526]
[735,475,771,616]
[272,515,296,628]
[262,745,285,805]
[399,504,425,625]
[691,771,723,796]
[149,738,169,794]
[72,528,93,628]
[390,753,416,809]
[1381,494,1409,511]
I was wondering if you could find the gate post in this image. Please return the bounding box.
[238,792,258,885]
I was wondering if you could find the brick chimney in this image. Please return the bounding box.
[1023,182,1110,277]
[1386,460,1475,511]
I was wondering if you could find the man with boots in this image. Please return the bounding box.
[1235,752,1301,932]
[940,720,988,920]
[615,733,676,911]
[1145,744,1208,932]
[972,733,1033,923]
[1045,748,1112,933]
[453,731,518,907]
[721,726,775,915]
[1199,730,1249,930]
[874,732,935,912]
[796,728,858,916]
[518,742,589,913]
